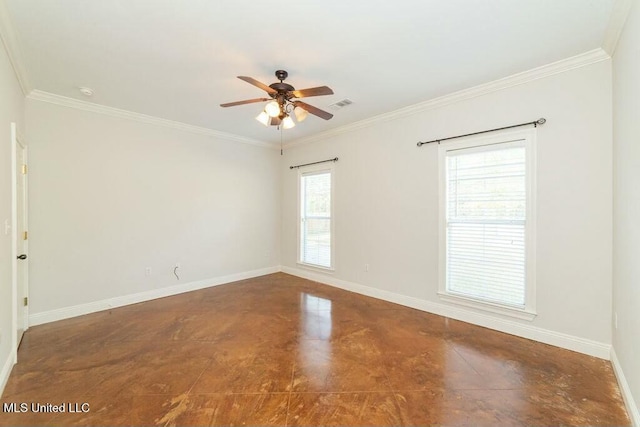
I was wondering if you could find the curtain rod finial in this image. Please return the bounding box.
[537,118,546,125]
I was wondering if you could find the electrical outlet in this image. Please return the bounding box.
[365,263,370,272]
[614,312,618,329]
[145,267,152,276]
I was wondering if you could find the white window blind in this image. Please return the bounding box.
[445,142,527,307]
[300,171,332,268]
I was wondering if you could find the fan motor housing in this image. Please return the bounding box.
[269,82,295,93]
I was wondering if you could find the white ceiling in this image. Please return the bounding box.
[4,0,615,145]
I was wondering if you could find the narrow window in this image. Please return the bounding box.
[299,169,333,269]
[439,130,536,318]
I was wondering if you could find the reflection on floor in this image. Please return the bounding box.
[0,273,630,426]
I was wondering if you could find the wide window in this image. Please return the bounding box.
[439,130,536,319]
[299,169,333,269]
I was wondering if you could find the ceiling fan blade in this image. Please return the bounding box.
[237,76,277,95]
[269,117,282,126]
[220,98,270,107]
[293,101,334,120]
[291,86,334,98]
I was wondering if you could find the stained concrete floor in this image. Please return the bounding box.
[0,273,630,426]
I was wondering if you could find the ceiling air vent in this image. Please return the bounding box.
[328,98,354,111]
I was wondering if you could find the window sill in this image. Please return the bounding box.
[437,292,537,321]
[297,262,335,274]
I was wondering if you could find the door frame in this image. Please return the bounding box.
[11,122,28,363]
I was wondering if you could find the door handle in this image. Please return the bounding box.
[17,254,27,260]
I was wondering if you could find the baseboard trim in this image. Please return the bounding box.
[281,266,611,360]
[28,266,280,326]
[611,347,640,426]
[0,351,15,398]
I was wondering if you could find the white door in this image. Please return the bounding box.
[12,123,28,349]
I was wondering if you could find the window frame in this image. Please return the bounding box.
[438,128,537,320]
[297,164,335,272]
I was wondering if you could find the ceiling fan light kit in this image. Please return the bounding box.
[294,106,308,122]
[255,111,270,126]
[221,70,334,130]
[265,101,280,118]
[282,116,296,129]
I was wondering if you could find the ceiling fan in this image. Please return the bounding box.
[220,70,334,129]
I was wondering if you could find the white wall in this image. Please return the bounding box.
[613,0,640,422]
[25,99,280,316]
[0,36,24,387]
[282,60,613,352]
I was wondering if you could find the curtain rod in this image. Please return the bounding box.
[290,157,339,169]
[417,118,546,147]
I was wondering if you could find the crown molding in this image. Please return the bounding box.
[27,90,274,149]
[602,0,634,56]
[0,0,32,95]
[2,0,615,151]
[285,48,610,148]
